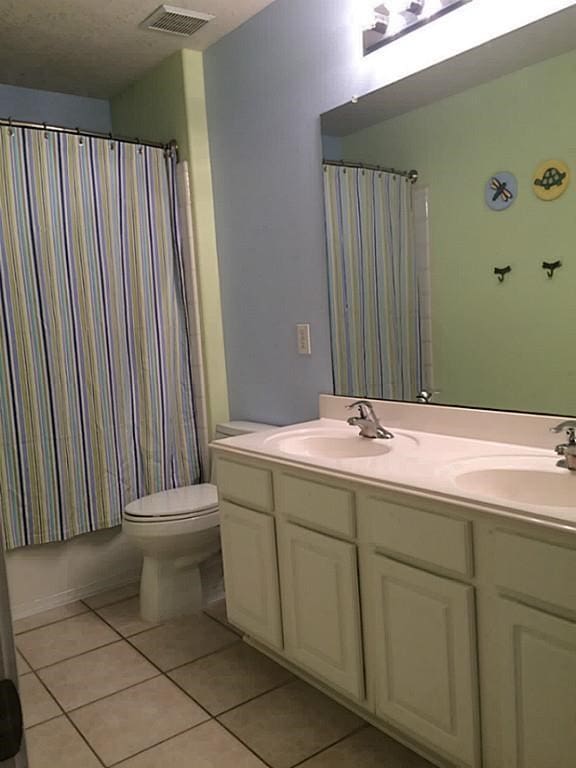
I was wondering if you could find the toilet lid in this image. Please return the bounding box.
[124,484,218,520]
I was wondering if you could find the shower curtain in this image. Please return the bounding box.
[0,127,200,549]
[322,164,422,401]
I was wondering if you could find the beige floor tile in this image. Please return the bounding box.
[84,582,140,609]
[95,597,160,637]
[219,679,363,768]
[70,675,209,766]
[26,716,101,768]
[16,651,30,676]
[19,674,61,728]
[38,640,158,711]
[169,642,293,714]
[298,726,435,767]
[130,613,238,671]
[17,612,119,669]
[13,601,89,635]
[116,720,267,767]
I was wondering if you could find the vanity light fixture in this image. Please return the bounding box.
[363,0,473,56]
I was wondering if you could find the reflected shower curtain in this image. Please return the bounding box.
[0,127,200,548]
[322,164,421,400]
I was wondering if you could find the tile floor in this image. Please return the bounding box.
[15,588,434,767]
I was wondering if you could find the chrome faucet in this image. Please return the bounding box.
[347,400,394,439]
[551,421,576,470]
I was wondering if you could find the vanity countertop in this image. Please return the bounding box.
[212,418,576,532]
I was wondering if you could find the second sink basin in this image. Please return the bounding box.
[443,455,576,508]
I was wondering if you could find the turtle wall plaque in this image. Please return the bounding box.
[532,159,570,200]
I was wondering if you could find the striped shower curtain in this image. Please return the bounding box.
[0,127,200,549]
[322,164,422,400]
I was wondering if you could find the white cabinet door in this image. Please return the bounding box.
[499,599,576,768]
[219,500,283,649]
[365,553,479,767]
[279,522,364,700]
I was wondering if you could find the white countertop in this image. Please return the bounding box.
[212,418,576,532]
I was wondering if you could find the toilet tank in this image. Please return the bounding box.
[214,421,276,440]
[211,421,276,484]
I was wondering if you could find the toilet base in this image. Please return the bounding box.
[140,554,203,623]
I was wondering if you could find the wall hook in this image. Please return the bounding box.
[494,265,512,283]
[542,260,562,278]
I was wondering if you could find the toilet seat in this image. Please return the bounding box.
[124,484,219,524]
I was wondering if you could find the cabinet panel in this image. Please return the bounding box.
[499,599,576,768]
[280,523,364,699]
[278,474,355,538]
[220,501,282,649]
[359,496,473,577]
[365,553,479,767]
[494,531,576,614]
[217,459,273,512]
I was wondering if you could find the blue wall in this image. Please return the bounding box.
[204,0,567,425]
[0,83,111,132]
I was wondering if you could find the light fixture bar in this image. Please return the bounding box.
[363,0,473,56]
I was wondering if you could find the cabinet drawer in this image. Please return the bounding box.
[359,496,473,577]
[278,474,355,538]
[217,458,273,512]
[494,530,576,614]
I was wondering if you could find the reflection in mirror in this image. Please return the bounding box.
[321,9,576,417]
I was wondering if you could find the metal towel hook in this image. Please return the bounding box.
[494,265,512,283]
[542,260,562,278]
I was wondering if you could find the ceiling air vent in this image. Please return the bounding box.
[141,5,215,37]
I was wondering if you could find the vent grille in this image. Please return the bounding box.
[141,5,215,37]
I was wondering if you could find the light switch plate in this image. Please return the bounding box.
[296,324,311,355]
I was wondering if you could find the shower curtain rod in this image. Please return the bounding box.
[323,159,418,183]
[0,116,178,155]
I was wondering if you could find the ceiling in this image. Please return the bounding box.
[322,5,576,137]
[0,0,276,98]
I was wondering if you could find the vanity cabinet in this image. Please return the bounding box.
[215,450,576,768]
[278,521,364,700]
[498,599,576,768]
[364,552,479,767]
[219,499,283,649]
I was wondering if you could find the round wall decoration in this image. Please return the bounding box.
[532,159,570,200]
[484,172,517,211]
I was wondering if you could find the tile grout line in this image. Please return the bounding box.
[213,677,295,718]
[63,709,108,767]
[14,606,91,637]
[212,717,277,768]
[289,723,369,768]
[60,673,164,715]
[105,720,214,767]
[21,637,123,673]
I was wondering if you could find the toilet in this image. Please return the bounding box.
[122,421,275,623]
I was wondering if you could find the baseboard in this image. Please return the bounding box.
[10,569,141,620]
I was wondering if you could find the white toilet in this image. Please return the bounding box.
[123,421,274,623]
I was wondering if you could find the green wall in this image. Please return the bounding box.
[111,52,229,435]
[342,48,576,416]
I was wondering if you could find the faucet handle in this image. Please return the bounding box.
[551,421,576,444]
[347,399,374,418]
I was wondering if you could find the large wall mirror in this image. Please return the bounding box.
[320,6,576,417]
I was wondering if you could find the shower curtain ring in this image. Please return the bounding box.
[43,122,48,139]
[8,117,14,137]
[76,127,84,146]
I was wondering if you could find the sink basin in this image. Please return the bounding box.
[443,455,576,508]
[264,427,418,460]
